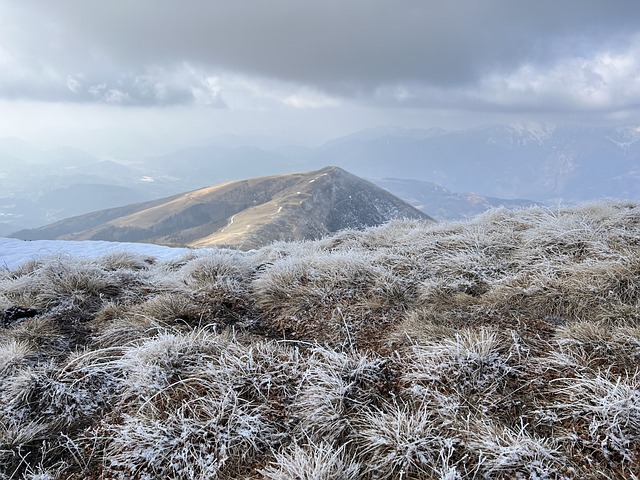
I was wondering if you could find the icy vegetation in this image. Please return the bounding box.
[0,201,639,479]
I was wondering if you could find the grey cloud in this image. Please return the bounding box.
[4,1,640,110]
[0,64,225,107]
[16,1,640,87]
[63,71,214,106]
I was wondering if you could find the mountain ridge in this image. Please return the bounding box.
[3,123,640,234]
[12,167,431,249]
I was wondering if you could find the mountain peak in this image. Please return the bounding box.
[13,167,431,249]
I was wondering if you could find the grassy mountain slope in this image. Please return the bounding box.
[1,201,639,478]
[12,167,430,249]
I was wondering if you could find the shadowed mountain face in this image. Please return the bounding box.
[12,167,431,249]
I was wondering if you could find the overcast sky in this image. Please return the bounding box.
[1,1,640,156]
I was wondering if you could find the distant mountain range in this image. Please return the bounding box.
[12,167,430,249]
[2,123,640,233]
[130,122,640,203]
[304,123,640,202]
[0,139,164,234]
[373,178,540,220]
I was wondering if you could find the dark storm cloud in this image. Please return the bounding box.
[3,0,640,107]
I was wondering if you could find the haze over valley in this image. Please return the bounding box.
[1,1,640,239]
[2,122,640,239]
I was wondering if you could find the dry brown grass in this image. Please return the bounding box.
[0,201,639,478]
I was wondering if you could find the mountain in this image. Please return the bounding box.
[12,167,431,249]
[5,123,640,233]
[138,123,640,204]
[36,184,150,219]
[0,142,175,232]
[320,125,448,146]
[374,178,540,220]
[141,144,304,191]
[302,123,640,202]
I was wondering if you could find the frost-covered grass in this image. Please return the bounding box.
[1,201,639,478]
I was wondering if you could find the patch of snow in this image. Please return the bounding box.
[0,237,196,270]
[220,214,236,233]
[606,126,640,150]
[488,121,556,147]
[140,176,155,182]
[507,121,556,144]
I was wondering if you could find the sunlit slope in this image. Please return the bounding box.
[12,166,431,248]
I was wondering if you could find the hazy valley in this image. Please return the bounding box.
[2,123,640,238]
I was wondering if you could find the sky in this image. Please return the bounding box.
[1,1,640,156]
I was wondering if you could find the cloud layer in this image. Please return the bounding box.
[2,1,640,117]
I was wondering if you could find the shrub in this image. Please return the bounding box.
[260,440,360,480]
